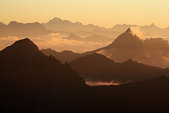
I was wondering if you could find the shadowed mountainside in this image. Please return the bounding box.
[41,27,169,68]
[0,38,86,89]
[94,28,169,68]
[0,38,87,112]
[97,28,147,62]
[1,38,169,112]
[71,53,164,82]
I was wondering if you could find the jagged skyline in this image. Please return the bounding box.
[1,0,169,28]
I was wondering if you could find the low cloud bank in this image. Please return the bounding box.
[0,33,110,53]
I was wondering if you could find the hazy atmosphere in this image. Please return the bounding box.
[1,0,169,112]
[1,0,169,28]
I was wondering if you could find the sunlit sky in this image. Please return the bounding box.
[1,0,169,28]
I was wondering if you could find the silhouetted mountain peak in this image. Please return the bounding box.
[108,27,142,48]
[12,38,38,50]
[125,28,132,33]
[1,38,40,56]
[123,27,139,37]
[122,28,139,38]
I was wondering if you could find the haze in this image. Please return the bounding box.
[1,0,169,28]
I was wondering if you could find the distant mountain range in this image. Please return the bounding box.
[43,17,102,33]
[43,17,169,39]
[1,17,169,41]
[42,28,169,68]
[0,21,51,37]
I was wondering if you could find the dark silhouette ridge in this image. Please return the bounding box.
[0,38,86,88]
[71,53,164,82]
[0,38,87,112]
[40,27,169,68]
[1,38,169,112]
[2,38,39,52]
[79,27,169,68]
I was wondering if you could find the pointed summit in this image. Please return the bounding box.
[10,38,38,51]
[0,38,40,56]
[110,27,141,47]
[98,27,146,62]
[125,28,132,33]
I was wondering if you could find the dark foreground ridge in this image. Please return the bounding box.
[0,38,169,113]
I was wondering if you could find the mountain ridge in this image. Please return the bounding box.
[70,53,164,82]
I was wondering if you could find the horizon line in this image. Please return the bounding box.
[1,17,169,29]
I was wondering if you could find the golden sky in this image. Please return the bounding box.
[1,0,169,28]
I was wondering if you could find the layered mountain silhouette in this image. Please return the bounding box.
[100,28,147,61]
[70,53,164,82]
[43,17,169,39]
[42,48,82,63]
[1,18,169,40]
[38,27,169,68]
[1,38,169,112]
[92,28,169,67]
